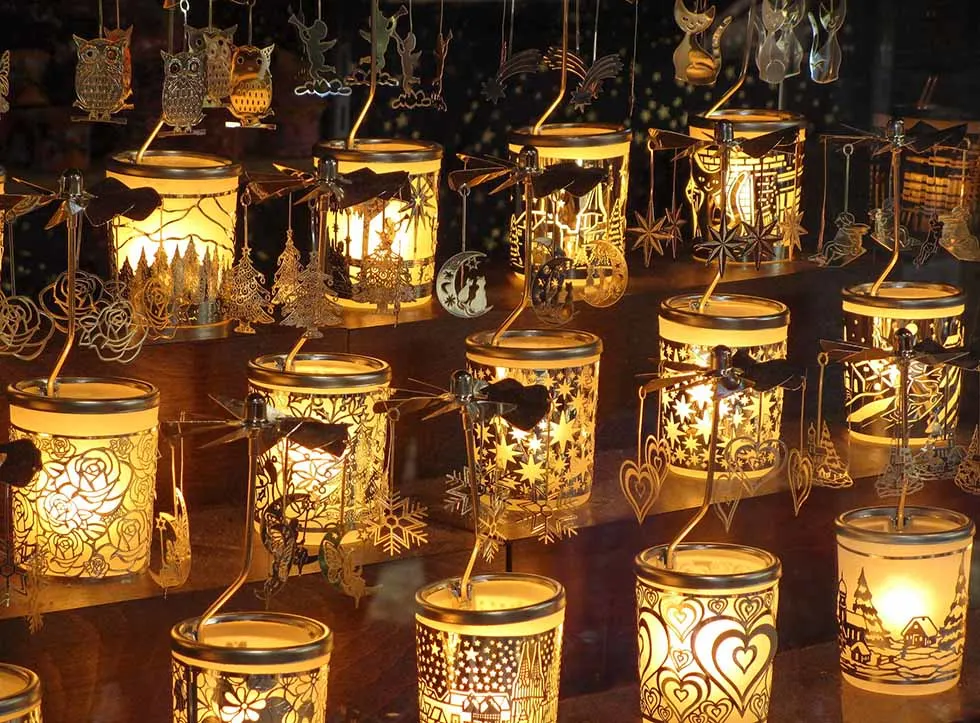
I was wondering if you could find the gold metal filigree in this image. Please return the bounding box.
[73,27,133,124]
[221,241,274,334]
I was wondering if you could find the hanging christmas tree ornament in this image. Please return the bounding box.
[106,150,242,340]
[835,506,973,695]
[0,663,42,722]
[72,1,133,124]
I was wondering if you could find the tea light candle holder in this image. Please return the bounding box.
[507,123,630,278]
[0,663,42,723]
[465,329,602,510]
[247,352,391,549]
[416,573,566,723]
[635,543,780,723]
[835,506,974,695]
[313,139,442,306]
[106,151,242,339]
[841,282,965,445]
[7,377,159,579]
[658,294,790,478]
[171,612,332,723]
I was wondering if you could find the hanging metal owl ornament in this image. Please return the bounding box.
[161,49,207,135]
[72,26,134,124]
[226,43,276,129]
[186,24,238,107]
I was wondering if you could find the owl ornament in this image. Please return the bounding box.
[226,44,276,130]
[161,50,207,136]
[186,25,238,107]
[73,27,134,124]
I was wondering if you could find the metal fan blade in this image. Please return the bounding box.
[160,419,241,440]
[0,439,41,488]
[648,128,701,151]
[449,153,517,192]
[484,379,550,430]
[650,359,706,374]
[532,163,605,198]
[199,427,251,449]
[740,359,806,392]
[641,372,704,394]
[373,394,446,417]
[44,201,71,230]
[819,339,888,363]
[739,126,801,158]
[914,349,969,366]
[85,179,162,225]
[336,169,410,209]
[209,394,247,420]
[829,346,893,363]
[908,122,968,154]
[422,399,464,421]
[277,421,350,456]
[246,172,314,203]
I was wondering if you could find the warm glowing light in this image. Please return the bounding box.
[0,663,42,723]
[171,612,332,723]
[658,294,789,478]
[635,544,781,723]
[106,151,241,335]
[836,506,974,695]
[7,378,159,579]
[416,573,565,723]
[466,330,601,511]
[841,282,965,445]
[507,124,630,277]
[314,139,442,306]
[248,353,391,550]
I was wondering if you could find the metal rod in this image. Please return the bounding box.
[532,0,570,134]
[871,146,902,296]
[458,406,482,603]
[895,358,910,531]
[491,170,534,345]
[285,335,308,371]
[667,394,721,568]
[197,430,259,637]
[708,0,754,115]
[47,213,80,397]
[815,352,828,444]
[136,119,165,164]
[347,0,379,149]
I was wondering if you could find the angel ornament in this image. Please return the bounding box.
[672,0,732,86]
[289,9,350,97]
[349,4,408,87]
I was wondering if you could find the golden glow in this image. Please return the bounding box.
[636,545,780,723]
[874,576,931,633]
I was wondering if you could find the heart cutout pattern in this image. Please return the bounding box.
[693,617,777,715]
[657,670,710,721]
[712,472,743,532]
[672,649,693,669]
[699,699,734,723]
[664,598,704,641]
[707,598,727,616]
[733,595,765,626]
[724,436,788,497]
[749,690,771,720]
[620,435,670,524]
[788,448,813,515]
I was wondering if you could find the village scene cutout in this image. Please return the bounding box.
[837,552,969,685]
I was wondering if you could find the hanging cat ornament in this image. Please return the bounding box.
[809,0,846,83]
[73,25,134,124]
[186,23,238,107]
[672,0,732,86]
[755,0,806,85]
[436,186,491,319]
[288,4,350,97]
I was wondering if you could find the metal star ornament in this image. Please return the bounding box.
[628,206,672,267]
[779,208,807,253]
[738,214,780,269]
[663,205,687,257]
[696,225,745,276]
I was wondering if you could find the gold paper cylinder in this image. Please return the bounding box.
[313,139,442,306]
[507,123,631,277]
[841,282,965,445]
[465,329,602,510]
[635,543,781,723]
[688,110,806,263]
[171,612,332,723]
[247,353,391,550]
[106,151,242,339]
[7,377,160,579]
[416,573,566,723]
[658,294,790,478]
[0,664,42,723]
[835,506,974,695]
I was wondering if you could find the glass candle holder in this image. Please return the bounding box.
[465,329,602,511]
[313,139,442,306]
[507,123,631,278]
[835,506,974,695]
[171,612,332,723]
[416,573,566,723]
[106,150,242,339]
[841,282,965,445]
[7,377,160,579]
[247,352,392,550]
[635,543,781,723]
[0,663,42,723]
[688,110,806,263]
[658,294,790,478]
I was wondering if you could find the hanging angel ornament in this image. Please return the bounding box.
[348,4,408,87]
[289,4,349,97]
[426,1,452,111]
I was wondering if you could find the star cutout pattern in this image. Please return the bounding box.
[738,214,780,269]
[696,224,745,276]
[628,206,672,267]
[779,208,807,253]
[659,338,787,473]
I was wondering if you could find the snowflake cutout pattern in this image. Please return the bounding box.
[364,493,428,555]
